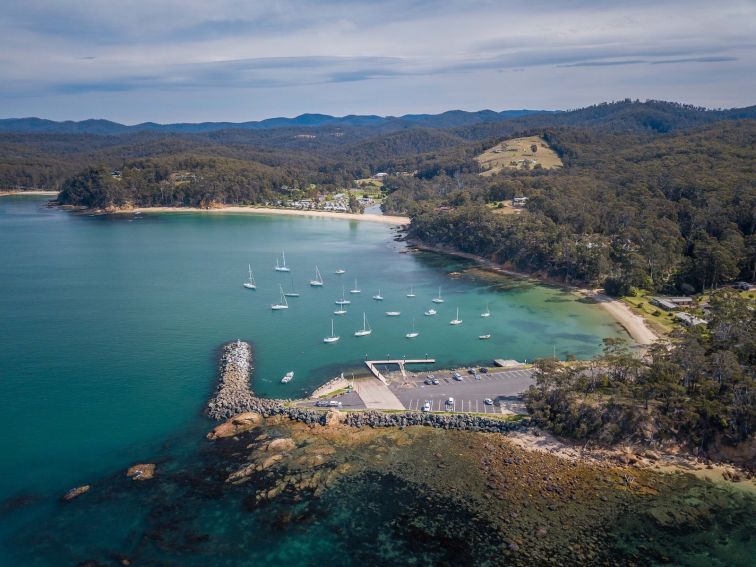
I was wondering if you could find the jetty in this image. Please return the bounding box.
[364,358,435,384]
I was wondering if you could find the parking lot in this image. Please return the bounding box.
[390,367,534,414]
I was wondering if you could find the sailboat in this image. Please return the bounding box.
[406,285,416,298]
[424,308,437,316]
[310,266,324,287]
[478,334,492,340]
[449,307,462,325]
[354,313,372,337]
[432,286,444,303]
[335,286,351,305]
[350,279,361,294]
[281,371,294,383]
[243,264,256,289]
[334,268,346,274]
[323,319,340,343]
[284,275,300,297]
[274,251,290,272]
[334,307,347,315]
[372,289,384,300]
[405,317,419,338]
[271,285,289,310]
[480,303,491,318]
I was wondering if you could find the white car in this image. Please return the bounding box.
[446,397,455,406]
[484,398,494,406]
[421,401,431,412]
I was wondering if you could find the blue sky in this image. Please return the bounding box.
[1,0,754,123]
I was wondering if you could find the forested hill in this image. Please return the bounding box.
[0,109,545,135]
[2,99,754,294]
[401,119,755,295]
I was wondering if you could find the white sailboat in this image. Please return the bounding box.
[271,285,289,310]
[354,312,372,337]
[405,317,419,338]
[243,264,256,289]
[350,279,361,294]
[323,319,340,343]
[274,251,291,272]
[372,289,384,300]
[309,266,324,287]
[424,308,437,316]
[335,286,351,305]
[432,286,444,303]
[385,311,401,316]
[478,334,492,340]
[450,307,462,325]
[406,285,416,298]
[334,268,346,274]
[284,275,300,297]
[281,371,294,383]
[480,303,491,318]
[334,307,347,315]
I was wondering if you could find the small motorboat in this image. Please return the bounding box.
[424,308,437,316]
[281,371,294,383]
[385,311,401,316]
[334,268,346,274]
[478,334,492,340]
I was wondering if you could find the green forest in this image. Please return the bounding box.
[525,290,754,454]
[2,100,755,294]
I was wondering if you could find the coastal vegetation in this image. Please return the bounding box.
[525,290,755,463]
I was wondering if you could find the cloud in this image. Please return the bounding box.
[0,0,754,120]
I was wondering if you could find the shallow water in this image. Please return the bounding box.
[0,196,629,562]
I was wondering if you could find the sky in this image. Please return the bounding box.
[1,0,754,123]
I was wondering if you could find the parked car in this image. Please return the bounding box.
[328,400,343,407]
[474,374,481,380]
[479,367,488,374]
[432,378,440,385]
[315,400,329,407]
[446,397,455,406]
[452,372,463,381]
[484,398,494,406]
[467,368,476,375]
[422,401,431,412]
[424,378,433,385]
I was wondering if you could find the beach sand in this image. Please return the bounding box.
[118,206,410,226]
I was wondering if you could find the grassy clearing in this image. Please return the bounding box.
[476,135,563,176]
[621,296,679,335]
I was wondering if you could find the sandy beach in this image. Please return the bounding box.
[0,190,60,197]
[117,206,410,226]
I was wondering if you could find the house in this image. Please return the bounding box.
[674,313,706,327]
[651,296,694,311]
[512,197,529,207]
[372,172,388,179]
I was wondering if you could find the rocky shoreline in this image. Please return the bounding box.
[207,340,530,434]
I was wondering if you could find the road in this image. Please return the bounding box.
[389,367,534,414]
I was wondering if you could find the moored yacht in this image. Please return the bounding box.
[481,303,491,317]
[450,307,462,325]
[350,279,361,294]
[406,285,416,298]
[284,275,300,297]
[432,286,444,303]
[243,264,256,289]
[274,251,291,272]
[281,371,294,383]
[424,308,437,316]
[405,317,419,338]
[334,268,346,274]
[271,285,289,310]
[323,319,340,343]
[335,286,351,305]
[372,289,384,300]
[354,312,372,337]
[478,334,492,340]
[310,266,324,287]
[385,311,401,316]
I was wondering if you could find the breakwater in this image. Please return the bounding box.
[208,340,529,434]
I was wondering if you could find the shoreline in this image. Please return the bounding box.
[410,241,659,346]
[0,190,59,197]
[110,205,410,226]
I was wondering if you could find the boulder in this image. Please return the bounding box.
[61,485,90,502]
[126,463,156,481]
[207,412,263,440]
[265,438,296,452]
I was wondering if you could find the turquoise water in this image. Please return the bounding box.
[0,196,626,561]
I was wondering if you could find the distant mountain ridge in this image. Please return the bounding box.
[0,109,546,135]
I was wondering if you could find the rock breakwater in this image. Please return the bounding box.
[208,340,530,434]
